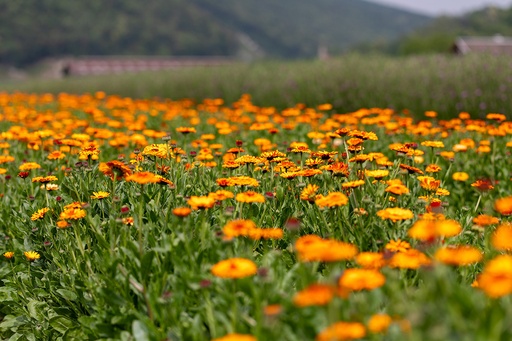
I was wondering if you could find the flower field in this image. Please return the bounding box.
[0,91,511,340]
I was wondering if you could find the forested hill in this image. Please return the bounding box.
[399,6,512,54]
[0,0,430,66]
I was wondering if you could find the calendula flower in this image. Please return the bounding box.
[99,160,132,180]
[176,127,196,134]
[172,207,192,217]
[355,252,386,269]
[492,223,512,251]
[421,140,444,148]
[300,184,320,202]
[187,196,216,210]
[3,251,14,259]
[24,251,40,262]
[90,191,110,200]
[495,196,512,215]
[56,220,70,229]
[315,192,348,208]
[211,258,257,279]
[32,175,58,183]
[377,208,414,222]
[342,180,365,189]
[316,321,366,341]
[222,219,257,238]
[126,171,160,184]
[211,334,256,341]
[385,239,411,253]
[293,283,335,307]
[389,249,431,269]
[19,162,41,171]
[59,208,86,220]
[408,219,461,241]
[31,207,50,221]
[339,268,386,291]
[434,246,483,266]
[473,214,499,227]
[477,255,512,298]
[296,236,357,262]
[235,191,265,203]
[47,151,66,160]
[368,314,393,334]
[417,176,441,191]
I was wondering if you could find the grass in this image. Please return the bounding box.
[2,53,512,120]
[0,91,511,340]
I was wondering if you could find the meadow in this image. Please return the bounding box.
[0,61,511,340]
[2,53,512,120]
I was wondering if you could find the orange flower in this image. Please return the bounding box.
[473,214,499,227]
[492,223,512,251]
[211,258,257,279]
[222,219,257,238]
[471,179,494,191]
[176,126,196,134]
[172,207,192,218]
[31,207,50,221]
[377,208,414,222]
[368,314,393,334]
[208,190,234,201]
[316,321,366,341]
[342,180,365,189]
[408,219,461,241]
[211,333,256,341]
[19,162,41,171]
[235,191,265,203]
[339,268,386,291]
[126,171,160,184]
[187,196,216,210]
[3,251,14,259]
[355,252,386,269]
[421,141,444,148]
[99,160,132,180]
[32,175,58,183]
[315,192,348,208]
[293,283,335,307]
[452,172,469,181]
[477,255,512,298]
[300,184,320,202]
[389,249,431,269]
[434,246,483,266]
[417,176,441,191]
[385,239,411,253]
[59,208,86,220]
[296,236,357,263]
[495,196,512,215]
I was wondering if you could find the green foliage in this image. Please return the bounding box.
[398,6,512,55]
[2,54,511,119]
[0,0,429,66]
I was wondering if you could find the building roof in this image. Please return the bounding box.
[453,35,512,55]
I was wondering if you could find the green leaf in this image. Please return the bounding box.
[56,289,78,301]
[132,320,150,341]
[27,299,46,321]
[49,316,75,334]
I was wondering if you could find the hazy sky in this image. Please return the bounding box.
[368,0,512,15]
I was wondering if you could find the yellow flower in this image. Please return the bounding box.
[3,251,14,259]
[315,192,348,208]
[31,207,50,221]
[377,208,414,222]
[211,258,257,279]
[24,251,40,262]
[368,314,393,334]
[235,191,265,203]
[187,196,216,210]
[90,191,110,200]
[477,255,512,298]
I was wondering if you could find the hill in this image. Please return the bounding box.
[398,5,512,54]
[0,0,430,66]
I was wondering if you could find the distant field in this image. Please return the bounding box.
[2,54,511,119]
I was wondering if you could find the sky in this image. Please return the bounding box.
[368,0,512,16]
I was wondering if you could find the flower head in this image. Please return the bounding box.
[211,258,257,279]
